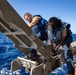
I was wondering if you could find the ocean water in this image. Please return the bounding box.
[0,32,76,75]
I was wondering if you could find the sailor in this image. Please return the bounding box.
[48,17,74,75]
[24,13,48,61]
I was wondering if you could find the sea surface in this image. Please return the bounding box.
[0,32,76,75]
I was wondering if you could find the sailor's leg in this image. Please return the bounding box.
[62,37,74,75]
[30,48,39,61]
[29,43,39,61]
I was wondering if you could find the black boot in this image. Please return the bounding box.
[30,49,39,61]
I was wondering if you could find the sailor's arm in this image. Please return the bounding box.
[29,16,40,28]
[47,26,52,45]
[55,27,67,51]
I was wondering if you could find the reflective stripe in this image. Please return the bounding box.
[47,25,53,44]
[63,45,69,59]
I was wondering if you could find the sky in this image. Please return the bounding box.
[7,0,76,33]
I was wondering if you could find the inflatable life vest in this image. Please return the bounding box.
[52,22,72,43]
[32,15,48,41]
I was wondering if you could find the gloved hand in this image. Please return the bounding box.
[52,49,58,56]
